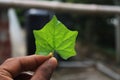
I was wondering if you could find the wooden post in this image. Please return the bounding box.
[0,0,120,15]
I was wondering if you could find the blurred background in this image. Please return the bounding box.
[0,0,120,80]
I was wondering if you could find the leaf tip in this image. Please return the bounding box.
[52,15,58,21]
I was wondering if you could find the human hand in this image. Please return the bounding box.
[0,55,57,80]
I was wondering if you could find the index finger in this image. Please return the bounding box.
[0,55,51,78]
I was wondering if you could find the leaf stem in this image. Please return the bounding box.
[49,52,54,57]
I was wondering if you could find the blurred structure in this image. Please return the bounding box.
[0,10,11,64]
[8,8,26,57]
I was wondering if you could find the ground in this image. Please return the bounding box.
[51,67,112,80]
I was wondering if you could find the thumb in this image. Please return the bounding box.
[31,57,57,80]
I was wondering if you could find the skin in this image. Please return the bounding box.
[0,55,57,80]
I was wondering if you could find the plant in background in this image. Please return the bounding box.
[33,16,78,60]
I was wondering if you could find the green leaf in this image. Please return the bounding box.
[33,16,78,60]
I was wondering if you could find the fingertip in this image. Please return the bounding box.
[31,57,58,80]
[49,57,58,67]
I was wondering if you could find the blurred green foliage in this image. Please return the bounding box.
[15,8,26,26]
